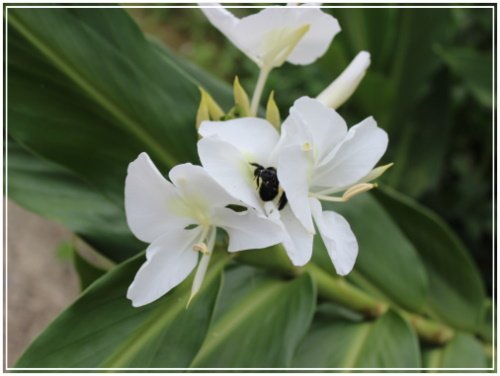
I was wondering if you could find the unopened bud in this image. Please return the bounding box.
[317,51,371,109]
[266,91,281,129]
[196,93,210,129]
[199,87,225,120]
[233,76,251,117]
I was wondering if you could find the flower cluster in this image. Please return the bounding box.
[125,4,390,307]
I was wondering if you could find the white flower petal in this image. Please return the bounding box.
[197,137,264,212]
[285,7,341,65]
[199,117,279,165]
[310,198,358,275]
[279,205,314,266]
[201,5,339,67]
[212,207,282,252]
[127,228,202,307]
[276,144,315,233]
[168,163,236,210]
[317,51,371,109]
[313,116,388,190]
[285,97,348,163]
[125,152,190,243]
[200,4,239,38]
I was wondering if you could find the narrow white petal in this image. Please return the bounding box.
[200,4,260,65]
[188,227,216,306]
[127,228,201,307]
[317,51,371,109]
[212,207,282,252]
[310,198,358,275]
[197,137,264,212]
[276,144,315,233]
[169,163,237,210]
[125,152,190,243]
[279,205,314,266]
[313,116,388,190]
[200,4,239,36]
[199,117,279,165]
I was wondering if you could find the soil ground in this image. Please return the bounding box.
[6,200,79,367]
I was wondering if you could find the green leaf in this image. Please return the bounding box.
[388,9,454,131]
[437,46,493,108]
[478,299,493,343]
[292,309,420,368]
[7,8,232,205]
[387,72,452,196]
[314,194,428,313]
[190,264,316,367]
[73,249,107,291]
[374,186,486,331]
[15,251,229,368]
[422,332,488,368]
[7,139,143,262]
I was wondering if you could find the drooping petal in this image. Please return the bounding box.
[284,97,348,163]
[188,227,217,306]
[317,51,371,109]
[310,198,358,275]
[313,116,388,190]
[200,5,339,68]
[212,207,282,252]
[125,152,191,243]
[276,144,315,233]
[127,227,202,307]
[279,205,314,266]
[199,117,279,165]
[197,137,264,212]
[169,163,237,212]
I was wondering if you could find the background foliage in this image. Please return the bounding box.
[7,5,493,370]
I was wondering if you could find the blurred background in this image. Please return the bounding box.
[8,5,493,366]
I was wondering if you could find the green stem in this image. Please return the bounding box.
[250,67,271,116]
[304,263,388,318]
[398,310,455,345]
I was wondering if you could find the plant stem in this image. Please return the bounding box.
[304,263,388,318]
[398,310,455,345]
[250,67,271,116]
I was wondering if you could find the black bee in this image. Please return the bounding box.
[250,163,288,210]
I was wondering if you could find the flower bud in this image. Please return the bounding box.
[317,51,371,109]
[233,76,251,116]
[266,91,281,129]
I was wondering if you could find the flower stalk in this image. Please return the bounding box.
[303,263,389,318]
[250,67,271,116]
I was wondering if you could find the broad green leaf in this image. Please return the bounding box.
[314,194,428,313]
[292,309,420,368]
[374,186,486,331]
[388,9,453,132]
[190,265,316,367]
[478,299,493,343]
[7,8,231,205]
[73,249,107,291]
[422,332,488,368]
[15,251,229,368]
[7,139,143,262]
[437,46,493,108]
[388,73,452,196]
